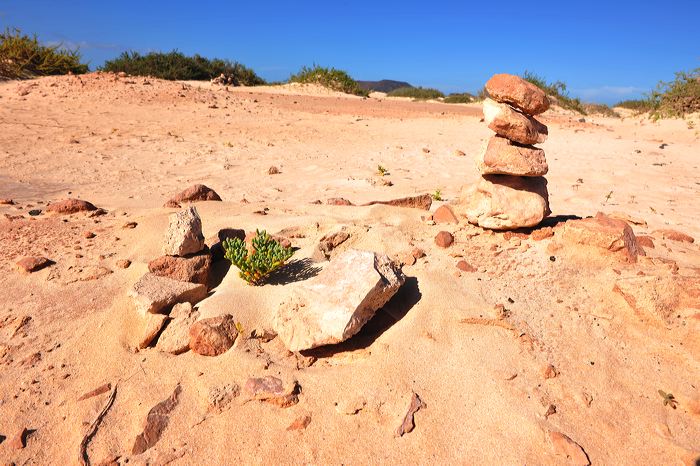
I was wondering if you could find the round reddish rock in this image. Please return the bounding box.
[46,198,97,214]
[435,231,454,248]
[456,260,476,272]
[170,184,222,204]
[189,315,238,356]
[636,235,655,249]
[485,73,550,115]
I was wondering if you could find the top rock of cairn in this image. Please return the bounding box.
[485,74,550,116]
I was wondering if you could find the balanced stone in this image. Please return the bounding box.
[478,136,548,176]
[486,73,550,115]
[483,98,548,145]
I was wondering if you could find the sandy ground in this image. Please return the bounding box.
[0,73,699,465]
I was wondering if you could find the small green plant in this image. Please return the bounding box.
[223,230,294,285]
[387,86,445,100]
[431,189,442,201]
[0,28,88,79]
[648,68,700,119]
[658,390,677,409]
[377,165,389,176]
[289,64,368,96]
[522,71,586,114]
[235,321,245,335]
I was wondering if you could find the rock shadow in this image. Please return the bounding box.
[207,258,231,290]
[302,276,421,358]
[267,258,321,286]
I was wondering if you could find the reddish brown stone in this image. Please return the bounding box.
[312,230,350,261]
[433,205,459,224]
[83,231,96,239]
[485,73,550,115]
[189,315,238,356]
[148,252,212,286]
[636,235,655,249]
[16,256,53,273]
[549,431,590,465]
[244,376,299,408]
[163,199,181,208]
[411,247,426,259]
[531,227,554,241]
[116,259,132,269]
[483,98,548,145]
[435,231,454,248]
[326,197,354,206]
[456,260,476,272]
[46,198,97,214]
[478,136,548,176]
[9,427,28,450]
[561,213,642,263]
[287,415,312,431]
[169,184,222,204]
[132,385,181,455]
[654,228,694,243]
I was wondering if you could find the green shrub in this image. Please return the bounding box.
[443,92,476,104]
[521,71,586,114]
[0,28,88,79]
[101,50,264,84]
[583,103,620,118]
[648,68,700,119]
[289,64,367,96]
[223,230,294,285]
[615,99,655,112]
[387,86,444,99]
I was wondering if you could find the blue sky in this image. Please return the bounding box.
[2,0,698,104]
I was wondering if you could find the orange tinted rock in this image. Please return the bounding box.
[478,136,548,176]
[485,73,550,115]
[653,228,694,243]
[46,198,97,214]
[435,231,454,248]
[148,252,212,286]
[549,431,590,465]
[483,98,548,145]
[363,193,432,210]
[456,260,476,272]
[531,227,554,241]
[561,213,642,263]
[433,205,459,224]
[170,184,221,203]
[636,235,655,249]
[16,256,53,273]
[459,175,550,230]
[189,315,238,356]
[244,376,300,408]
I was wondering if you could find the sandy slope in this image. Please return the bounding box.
[0,73,699,465]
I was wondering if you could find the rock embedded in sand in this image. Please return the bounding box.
[129,273,207,315]
[273,249,405,351]
[312,229,350,262]
[482,98,548,145]
[116,259,132,269]
[531,226,554,241]
[156,303,199,354]
[162,206,205,256]
[9,427,29,449]
[363,193,433,210]
[433,205,459,224]
[561,213,642,263]
[653,228,694,244]
[148,251,212,286]
[435,231,454,248]
[326,197,354,206]
[485,73,550,115]
[138,313,168,349]
[636,235,655,249]
[46,198,98,214]
[613,275,683,324]
[459,175,550,230]
[16,256,53,273]
[132,385,182,455]
[478,136,548,176]
[189,314,238,356]
[244,376,300,408]
[456,260,476,272]
[548,431,590,466]
[169,184,222,204]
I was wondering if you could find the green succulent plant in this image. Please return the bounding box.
[223,230,294,285]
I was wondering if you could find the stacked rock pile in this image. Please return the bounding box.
[460,73,551,230]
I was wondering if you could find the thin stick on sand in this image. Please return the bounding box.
[79,383,118,466]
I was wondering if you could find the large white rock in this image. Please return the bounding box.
[273,249,405,351]
[162,206,205,256]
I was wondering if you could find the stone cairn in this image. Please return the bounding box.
[460,73,551,230]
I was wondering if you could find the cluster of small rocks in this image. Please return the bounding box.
[460,74,551,230]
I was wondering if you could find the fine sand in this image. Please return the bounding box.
[1,73,699,465]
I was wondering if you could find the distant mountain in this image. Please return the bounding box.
[357,80,413,93]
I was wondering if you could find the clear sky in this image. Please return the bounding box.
[2,0,698,104]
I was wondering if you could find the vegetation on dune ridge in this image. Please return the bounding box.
[289,64,368,96]
[387,86,444,100]
[443,92,477,104]
[0,28,88,80]
[614,68,699,119]
[583,103,620,118]
[101,50,265,84]
[521,71,586,114]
